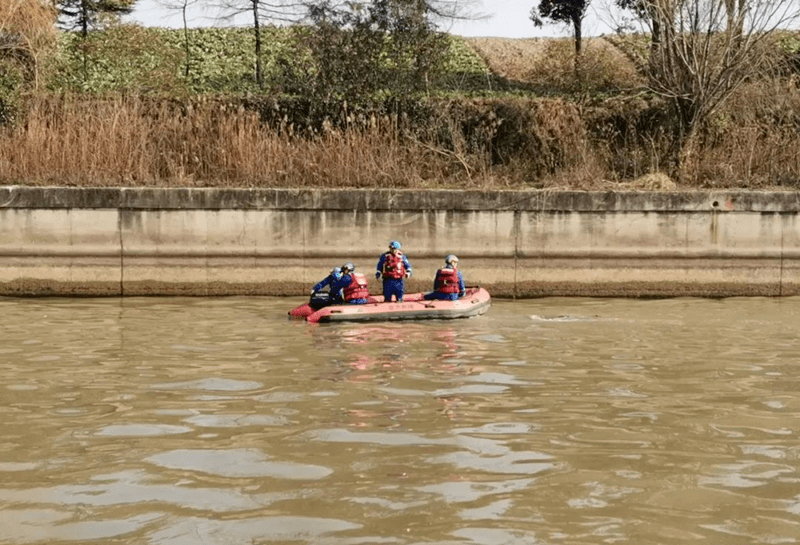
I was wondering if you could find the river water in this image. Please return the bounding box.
[1,296,799,544]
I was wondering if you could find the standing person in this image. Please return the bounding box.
[309,266,342,309]
[375,240,412,302]
[424,254,465,301]
[331,262,369,305]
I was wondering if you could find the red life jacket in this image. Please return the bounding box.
[381,251,406,279]
[343,273,369,300]
[435,268,460,294]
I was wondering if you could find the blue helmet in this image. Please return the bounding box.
[331,267,342,280]
[389,241,401,250]
[342,262,355,273]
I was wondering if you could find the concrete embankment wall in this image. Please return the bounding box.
[1,186,798,297]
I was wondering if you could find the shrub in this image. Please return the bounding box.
[0,58,25,125]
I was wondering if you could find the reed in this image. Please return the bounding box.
[0,94,591,188]
[3,87,799,189]
[688,78,800,188]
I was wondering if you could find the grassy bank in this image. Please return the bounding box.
[1,26,800,190]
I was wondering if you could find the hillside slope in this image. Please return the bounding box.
[465,36,645,90]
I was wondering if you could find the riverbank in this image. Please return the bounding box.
[3,89,799,192]
[1,186,797,297]
[3,27,800,191]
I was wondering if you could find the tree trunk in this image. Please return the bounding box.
[572,15,582,84]
[572,15,582,57]
[182,3,190,79]
[647,0,668,55]
[667,97,701,181]
[252,0,263,88]
[725,0,746,44]
[674,128,705,183]
[80,0,88,81]
[80,0,88,40]
[650,15,661,54]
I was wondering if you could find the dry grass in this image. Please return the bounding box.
[0,0,56,43]
[466,36,645,92]
[4,88,799,191]
[1,95,587,189]
[464,35,800,189]
[0,0,57,87]
[3,33,800,191]
[688,77,800,188]
[465,38,553,83]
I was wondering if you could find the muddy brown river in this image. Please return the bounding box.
[1,296,799,544]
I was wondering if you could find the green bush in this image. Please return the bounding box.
[0,59,24,125]
[40,25,494,98]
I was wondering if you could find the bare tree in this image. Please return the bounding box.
[615,0,746,52]
[210,0,479,89]
[157,0,205,78]
[211,0,307,87]
[418,0,479,23]
[305,0,460,99]
[613,0,666,52]
[724,0,747,39]
[645,0,800,178]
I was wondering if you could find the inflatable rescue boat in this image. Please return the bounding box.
[289,287,491,323]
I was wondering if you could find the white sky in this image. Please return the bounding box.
[126,0,617,39]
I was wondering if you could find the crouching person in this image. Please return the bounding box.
[332,262,369,305]
[424,255,465,301]
[309,266,342,309]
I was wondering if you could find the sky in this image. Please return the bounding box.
[126,0,617,39]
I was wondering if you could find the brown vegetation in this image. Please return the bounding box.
[466,36,646,91]
[0,95,598,189]
[0,0,57,87]
[2,25,800,190]
[3,75,800,190]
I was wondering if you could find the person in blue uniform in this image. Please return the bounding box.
[375,240,412,302]
[312,267,342,295]
[309,266,342,309]
[424,254,465,301]
[331,262,369,304]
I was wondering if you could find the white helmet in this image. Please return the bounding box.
[445,254,458,266]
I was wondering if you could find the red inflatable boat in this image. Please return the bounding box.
[289,287,491,323]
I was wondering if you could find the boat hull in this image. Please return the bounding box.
[288,287,491,323]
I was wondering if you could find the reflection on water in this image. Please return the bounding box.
[1,296,800,544]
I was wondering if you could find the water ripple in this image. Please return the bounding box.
[145,449,332,480]
[95,424,193,437]
[150,378,262,391]
[147,516,360,545]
